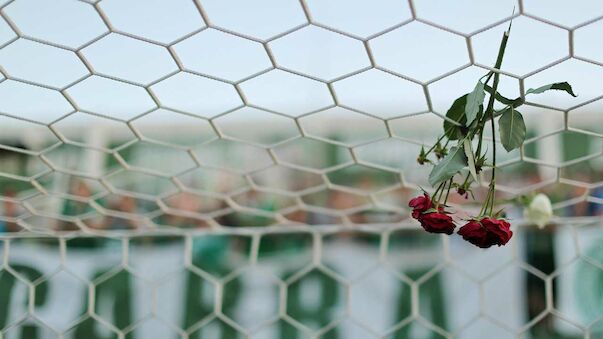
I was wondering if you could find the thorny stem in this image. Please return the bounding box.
[481,28,509,216]
[474,71,494,163]
[475,127,485,161]
[444,179,453,205]
[425,117,471,159]
[433,181,446,206]
[424,134,447,157]
[462,172,471,186]
[437,182,447,203]
[478,187,491,217]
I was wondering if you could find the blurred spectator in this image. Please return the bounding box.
[588,185,603,216]
[561,173,590,217]
[61,180,99,230]
[0,188,21,232]
[229,190,277,227]
[63,181,92,213]
[215,200,239,226]
[162,192,208,228]
[105,195,141,230]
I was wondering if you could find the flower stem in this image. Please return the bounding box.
[423,134,447,157]
[482,29,509,216]
[479,189,488,215]
[444,179,453,205]
[462,172,471,186]
[435,181,446,204]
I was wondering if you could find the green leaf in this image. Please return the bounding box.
[498,107,526,152]
[428,146,468,187]
[484,84,524,107]
[526,82,577,97]
[465,81,485,124]
[443,94,467,140]
[463,139,479,183]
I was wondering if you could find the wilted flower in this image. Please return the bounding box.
[409,193,433,219]
[409,193,456,234]
[418,212,456,235]
[524,193,553,228]
[457,217,513,248]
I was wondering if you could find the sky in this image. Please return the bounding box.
[0,0,602,127]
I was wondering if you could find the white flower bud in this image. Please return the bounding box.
[524,193,553,228]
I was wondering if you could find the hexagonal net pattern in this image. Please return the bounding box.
[0,0,603,338]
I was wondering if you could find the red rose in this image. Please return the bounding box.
[409,193,433,219]
[481,218,513,245]
[458,217,513,248]
[418,212,456,235]
[456,220,490,248]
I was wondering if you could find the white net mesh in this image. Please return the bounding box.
[0,0,603,338]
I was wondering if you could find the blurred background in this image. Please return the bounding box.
[0,0,603,338]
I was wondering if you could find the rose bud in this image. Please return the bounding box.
[457,217,513,248]
[408,193,433,219]
[456,187,469,199]
[524,193,553,228]
[418,212,456,235]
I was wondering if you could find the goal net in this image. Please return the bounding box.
[0,0,602,338]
